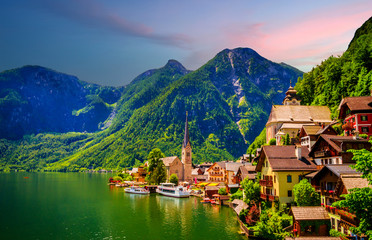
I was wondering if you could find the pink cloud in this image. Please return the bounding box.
[37,0,192,48]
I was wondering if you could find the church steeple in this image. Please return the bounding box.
[282,82,301,105]
[183,111,190,148]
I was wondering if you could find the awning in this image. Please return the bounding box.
[207,183,219,186]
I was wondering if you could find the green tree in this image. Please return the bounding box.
[169,173,179,185]
[269,138,276,145]
[218,187,227,195]
[241,178,260,204]
[293,179,320,206]
[147,148,167,185]
[332,140,372,238]
[281,134,290,145]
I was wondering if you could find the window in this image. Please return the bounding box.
[288,190,292,197]
[287,175,292,183]
[299,175,302,182]
[274,176,276,183]
[361,127,369,133]
[361,115,368,121]
[186,152,190,157]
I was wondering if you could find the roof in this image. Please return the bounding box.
[291,206,330,220]
[225,162,243,173]
[312,164,360,182]
[191,168,201,175]
[281,123,311,129]
[231,199,249,215]
[267,105,332,125]
[228,184,239,188]
[205,186,220,191]
[300,125,322,136]
[257,145,317,172]
[309,134,370,157]
[341,176,370,193]
[207,161,226,172]
[161,156,179,167]
[338,96,372,118]
[316,124,337,135]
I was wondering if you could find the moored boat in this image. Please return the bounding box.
[124,186,150,195]
[156,183,190,198]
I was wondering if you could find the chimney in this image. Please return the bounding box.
[353,130,360,140]
[295,145,302,160]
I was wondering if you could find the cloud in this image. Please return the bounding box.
[36,0,192,48]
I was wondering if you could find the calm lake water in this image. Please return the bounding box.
[0,173,245,240]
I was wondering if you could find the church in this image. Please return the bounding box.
[266,85,332,144]
[160,112,193,183]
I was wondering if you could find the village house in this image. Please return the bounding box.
[236,165,257,183]
[266,86,332,144]
[130,162,148,182]
[308,134,371,166]
[310,165,370,237]
[191,167,207,182]
[299,125,337,151]
[206,162,227,182]
[290,206,331,237]
[256,145,317,207]
[338,94,372,137]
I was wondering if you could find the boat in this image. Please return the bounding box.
[124,186,150,195]
[201,198,211,203]
[156,183,190,198]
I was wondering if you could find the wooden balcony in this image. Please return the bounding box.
[314,150,331,158]
[259,180,273,187]
[260,193,267,200]
[209,173,223,176]
[342,122,354,131]
[268,194,278,202]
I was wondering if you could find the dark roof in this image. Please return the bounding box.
[291,206,330,220]
[309,134,370,157]
[257,145,317,172]
[338,96,372,117]
[316,124,337,135]
[225,162,243,172]
[311,164,360,182]
[183,111,190,148]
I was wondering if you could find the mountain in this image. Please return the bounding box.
[295,16,372,118]
[0,66,122,140]
[0,48,303,171]
[45,48,302,171]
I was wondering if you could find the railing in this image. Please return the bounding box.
[260,193,267,200]
[337,209,358,227]
[314,150,331,158]
[259,180,273,187]
[268,195,278,202]
[209,173,223,176]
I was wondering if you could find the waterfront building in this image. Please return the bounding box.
[290,206,331,237]
[298,125,337,151]
[338,95,372,137]
[308,134,371,166]
[256,145,317,207]
[310,165,370,236]
[266,86,332,143]
[161,156,184,182]
[206,162,227,182]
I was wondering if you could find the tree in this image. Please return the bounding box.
[218,187,227,195]
[293,179,320,206]
[269,138,276,145]
[147,148,167,185]
[169,173,179,185]
[332,142,372,238]
[281,134,290,145]
[240,178,260,204]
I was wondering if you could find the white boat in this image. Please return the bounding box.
[124,186,150,195]
[156,183,190,198]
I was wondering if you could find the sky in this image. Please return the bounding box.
[1,0,371,86]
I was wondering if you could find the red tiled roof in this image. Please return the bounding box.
[257,145,317,171]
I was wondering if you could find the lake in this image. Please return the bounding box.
[0,172,245,240]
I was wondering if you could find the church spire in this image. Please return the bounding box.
[183,111,190,148]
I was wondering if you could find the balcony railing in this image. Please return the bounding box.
[259,180,273,187]
[314,150,331,158]
[268,194,278,202]
[209,173,223,176]
[260,193,267,200]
